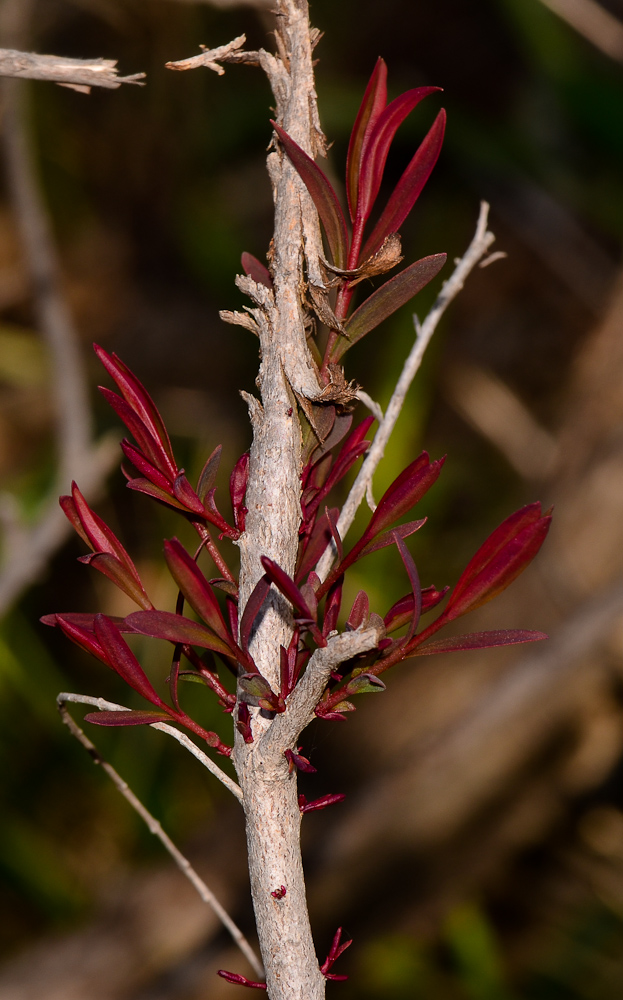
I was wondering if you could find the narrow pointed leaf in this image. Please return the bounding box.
[94,344,175,465]
[217,971,266,990]
[357,518,426,558]
[355,86,441,227]
[322,576,343,637]
[94,614,164,705]
[393,532,421,642]
[173,472,206,516]
[230,452,249,531]
[299,793,346,813]
[445,507,552,620]
[79,552,152,610]
[332,254,447,361]
[346,57,387,220]
[239,575,271,656]
[412,629,548,656]
[84,710,170,726]
[364,453,444,541]
[41,612,129,631]
[312,412,353,460]
[164,538,231,642]
[241,251,273,289]
[284,749,317,773]
[99,387,176,480]
[271,121,349,268]
[59,495,90,547]
[383,586,448,633]
[125,610,235,657]
[260,556,316,621]
[69,482,139,573]
[121,439,173,493]
[57,616,108,663]
[126,478,187,511]
[362,109,446,259]
[347,590,369,630]
[197,445,222,503]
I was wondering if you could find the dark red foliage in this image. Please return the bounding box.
[49,67,551,872]
[217,970,267,990]
[320,927,353,982]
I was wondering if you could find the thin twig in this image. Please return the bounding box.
[57,693,243,801]
[537,0,623,62]
[0,49,145,90]
[317,202,496,582]
[57,696,262,978]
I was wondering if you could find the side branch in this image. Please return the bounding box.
[263,624,384,753]
[58,696,261,978]
[57,693,243,801]
[0,49,144,90]
[317,202,497,581]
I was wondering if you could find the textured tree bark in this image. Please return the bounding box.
[232,2,328,996]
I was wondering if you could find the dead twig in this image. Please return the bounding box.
[317,202,497,581]
[0,48,144,91]
[57,695,261,977]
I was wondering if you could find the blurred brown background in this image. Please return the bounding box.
[1,0,623,997]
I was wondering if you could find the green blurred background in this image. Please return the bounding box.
[1,0,623,997]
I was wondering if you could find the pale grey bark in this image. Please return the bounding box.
[0,48,144,89]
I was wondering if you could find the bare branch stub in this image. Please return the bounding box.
[57,695,261,977]
[0,48,145,89]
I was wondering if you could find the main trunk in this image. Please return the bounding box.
[235,745,326,1000]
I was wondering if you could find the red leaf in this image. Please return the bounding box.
[347,591,369,630]
[121,439,174,493]
[94,344,175,466]
[260,556,315,621]
[383,585,448,633]
[411,629,548,656]
[94,614,165,706]
[355,86,441,228]
[241,251,273,289]
[239,575,271,657]
[99,387,176,480]
[332,254,447,361]
[197,445,222,503]
[202,487,239,538]
[164,539,232,643]
[444,505,552,620]
[57,616,108,664]
[271,121,349,269]
[346,57,387,221]
[322,576,343,637]
[67,483,141,579]
[217,970,266,990]
[84,710,170,726]
[357,518,426,558]
[172,472,206,516]
[393,532,421,643]
[41,612,130,631]
[59,495,90,548]
[230,452,250,532]
[361,108,446,260]
[78,552,152,610]
[126,478,189,511]
[125,610,235,658]
[363,453,444,541]
[299,793,346,813]
[284,748,317,773]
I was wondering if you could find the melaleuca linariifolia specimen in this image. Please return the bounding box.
[44,58,551,988]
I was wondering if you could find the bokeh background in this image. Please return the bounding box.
[1,0,623,996]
